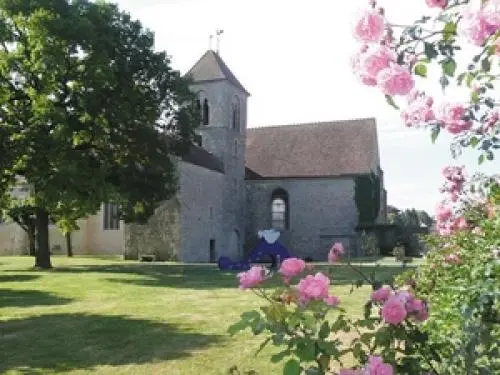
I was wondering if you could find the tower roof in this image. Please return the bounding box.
[185,50,250,95]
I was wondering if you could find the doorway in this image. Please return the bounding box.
[209,239,216,263]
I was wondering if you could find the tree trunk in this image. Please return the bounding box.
[65,232,73,257]
[28,225,36,257]
[35,207,52,269]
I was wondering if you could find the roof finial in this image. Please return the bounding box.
[209,34,214,50]
[215,29,224,54]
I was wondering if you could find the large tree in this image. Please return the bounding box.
[0,0,196,268]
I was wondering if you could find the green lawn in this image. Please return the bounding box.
[0,256,411,375]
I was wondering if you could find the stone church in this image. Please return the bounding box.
[0,50,387,261]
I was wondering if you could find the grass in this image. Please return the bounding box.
[0,256,413,375]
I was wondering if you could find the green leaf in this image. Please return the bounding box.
[414,64,427,78]
[271,350,291,363]
[385,95,400,110]
[470,137,480,148]
[443,59,457,77]
[431,126,440,144]
[424,42,438,59]
[318,322,330,340]
[228,320,250,336]
[254,337,271,357]
[481,58,491,72]
[296,339,316,361]
[443,22,457,41]
[283,359,301,375]
[471,91,480,104]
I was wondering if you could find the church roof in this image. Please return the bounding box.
[185,50,250,95]
[182,144,224,173]
[245,118,380,179]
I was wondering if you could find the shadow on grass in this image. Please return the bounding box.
[0,313,222,374]
[4,262,409,289]
[0,274,40,283]
[0,289,73,308]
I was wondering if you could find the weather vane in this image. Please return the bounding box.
[215,29,224,54]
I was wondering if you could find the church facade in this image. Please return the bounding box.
[0,50,387,261]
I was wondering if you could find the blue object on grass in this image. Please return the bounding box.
[217,239,292,271]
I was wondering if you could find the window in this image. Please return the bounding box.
[232,98,240,131]
[195,99,201,123]
[103,203,120,230]
[202,99,209,125]
[271,188,289,230]
[194,134,202,147]
[234,140,238,156]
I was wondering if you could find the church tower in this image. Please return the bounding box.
[185,50,250,258]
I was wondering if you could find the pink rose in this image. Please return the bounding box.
[401,95,435,127]
[459,7,498,46]
[367,356,394,375]
[437,103,473,134]
[339,369,359,375]
[237,266,266,289]
[353,9,385,42]
[436,203,452,222]
[278,257,306,278]
[426,0,448,9]
[453,216,468,231]
[328,242,345,264]
[406,298,425,313]
[371,286,392,302]
[359,45,396,81]
[445,253,461,265]
[323,295,340,306]
[494,38,500,56]
[297,272,330,303]
[415,305,429,322]
[377,64,415,96]
[382,295,407,324]
[483,0,500,29]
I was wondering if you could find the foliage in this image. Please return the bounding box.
[396,204,500,374]
[229,253,436,375]
[352,0,500,162]
[354,172,381,225]
[0,0,197,267]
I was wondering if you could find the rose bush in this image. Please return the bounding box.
[228,245,438,375]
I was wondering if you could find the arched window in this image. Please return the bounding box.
[203,98,209,125]
[271,188,289,230]
[195,99,201,124]
[232,97,240,131]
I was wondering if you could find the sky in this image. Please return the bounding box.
[112,0,497,214]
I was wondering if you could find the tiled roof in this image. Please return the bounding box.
[245,118,380,178]
[185,50,249,95]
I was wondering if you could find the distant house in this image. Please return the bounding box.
[0,50,387,261]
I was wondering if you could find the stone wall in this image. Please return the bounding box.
[124,198,181,261]
[179,162,227,262]
[245,177,360,260]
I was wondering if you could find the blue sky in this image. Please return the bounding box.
[113,0,498,214]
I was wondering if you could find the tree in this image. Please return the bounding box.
[354,171,381,225]
[0,0,196,268]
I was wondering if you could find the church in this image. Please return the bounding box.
[0,50,387,261]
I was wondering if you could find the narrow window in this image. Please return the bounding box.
[234,140,238,156]
[271,188,289,230]
[195,99,201,124]
[232,97,240,131]
[103,203,120,230]
[203,99,209,125]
